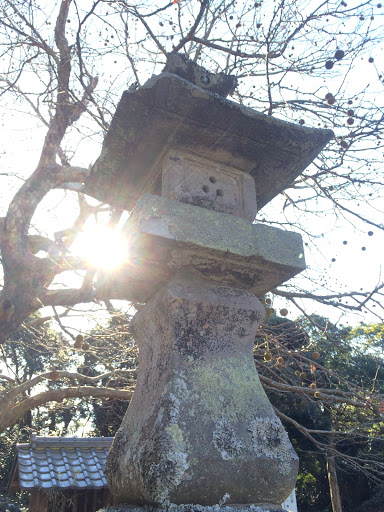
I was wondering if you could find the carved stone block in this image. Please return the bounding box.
[161,150,257,221]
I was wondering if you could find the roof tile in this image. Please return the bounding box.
[16,435,113,491]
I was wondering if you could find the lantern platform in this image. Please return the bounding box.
[96,194,305,303]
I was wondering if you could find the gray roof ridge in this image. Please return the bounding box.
[20,434,114,449]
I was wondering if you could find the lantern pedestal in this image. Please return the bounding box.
[105,279,298,509]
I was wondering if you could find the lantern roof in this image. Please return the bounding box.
[84,72,333,211]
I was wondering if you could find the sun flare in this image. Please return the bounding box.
[73,227,128,270]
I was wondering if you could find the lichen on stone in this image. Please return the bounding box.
[218,493,230,506]
[212,417,243,460]
[140,428,189,505]
[248,416,298,475]
[167,394,181,425]
[140,389,189,505]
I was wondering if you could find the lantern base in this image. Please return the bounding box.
[98,505,289,512]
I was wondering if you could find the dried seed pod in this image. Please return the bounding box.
[334,49,345,60]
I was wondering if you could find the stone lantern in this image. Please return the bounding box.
[84,54,332,512]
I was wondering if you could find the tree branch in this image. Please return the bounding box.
[0,386,132,433]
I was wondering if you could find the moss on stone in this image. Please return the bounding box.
[165,424,185,448]
[188,355,268,417]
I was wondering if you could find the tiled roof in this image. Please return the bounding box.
[16,434,113,490]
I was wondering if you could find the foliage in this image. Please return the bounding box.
[256,313,384,510]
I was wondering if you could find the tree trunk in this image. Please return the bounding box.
[326,437,343,512]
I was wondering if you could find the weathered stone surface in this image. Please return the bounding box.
[84,73,333,211]
[105,278,298,508]
[96,194,305,303]
[97,505,288,512]
[163,52,238,98]
[161,150,257,221]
